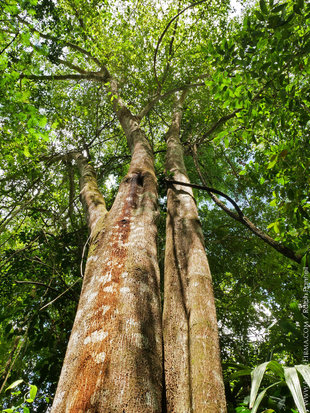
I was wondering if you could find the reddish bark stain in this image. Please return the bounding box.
[69,174,142,412]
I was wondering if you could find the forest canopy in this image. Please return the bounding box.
[0,0,309,411]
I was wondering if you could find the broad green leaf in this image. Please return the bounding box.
[251,382,281,413]
[295,365,310,389]
[267,360,284,379]
[250,361,269,408]
[5,379,23,391]
[230,368,252,380]
[254,10,265,21]
[260,0,268,15]
[271,4,287,13]
[284,367,306,413]
[29,384,38,400]
[267,156,278,169]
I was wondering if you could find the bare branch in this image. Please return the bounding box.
[14,280,58,293]
[39,279,82,311]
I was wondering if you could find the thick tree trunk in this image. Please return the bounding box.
[51,110,162,411]
[163,94,226,412]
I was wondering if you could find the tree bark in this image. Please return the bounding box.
[163,93,226,412]
[51,107,162,411]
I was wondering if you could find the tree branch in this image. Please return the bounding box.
[0,32,18,55]
[153,0,210,89]
[190,148,302,264]
[20,72,106,82]
[16,16,103,68]
[14,280,58,293]
[137,82,204,119]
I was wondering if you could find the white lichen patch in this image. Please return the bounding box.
[69,331,79,348]
[100,305,110,316]
[87,291,98,304]
[103,285,114,293]
[84,329,108,344]
[139,282,151,294]
[87,255,98,263]
[145,391,153,407]
[126,318,139,328]
[94,351,106,364]
[120,287,130,294]
[121,271,128,278]
[100,270,112,285]
[131,332,148,349]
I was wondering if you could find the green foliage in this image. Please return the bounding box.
[0,0,309,410]
[1,380,47,413]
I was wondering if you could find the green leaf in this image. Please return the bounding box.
[297,0,304,8]
[29,384,38,400]
[254,10,265,21]
[5,379,23,391]
[295,364,310,389]
[267,156,278,169]
[260,0,268,15]
[251,382,281,413]
[272,4,287,13]
[293,4,302,14]
[274,221,280,233]
[268,360,284,378]
[23,407,30,413]
[23,146,30,158]
[230,368,252,380]
[284,367,307,413]
[250,361,269,408]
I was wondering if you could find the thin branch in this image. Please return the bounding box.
[0,32,18,55]
[52,57,87,74]
[190,148,302,264]
[153,0,209,88]
[14,280,58,293]
[137,82,204,119]
[165,179,243,216]
[20,73,105,82]
[39,279,81,311]
[16,16,102,68]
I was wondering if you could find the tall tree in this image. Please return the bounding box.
[0,0,309,412]
[163,92,226,412]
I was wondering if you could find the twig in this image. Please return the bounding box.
[39,279,81,311]
[14,280,58,293]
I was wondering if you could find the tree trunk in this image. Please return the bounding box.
[51,112,162,411]
[163,94,226,412]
